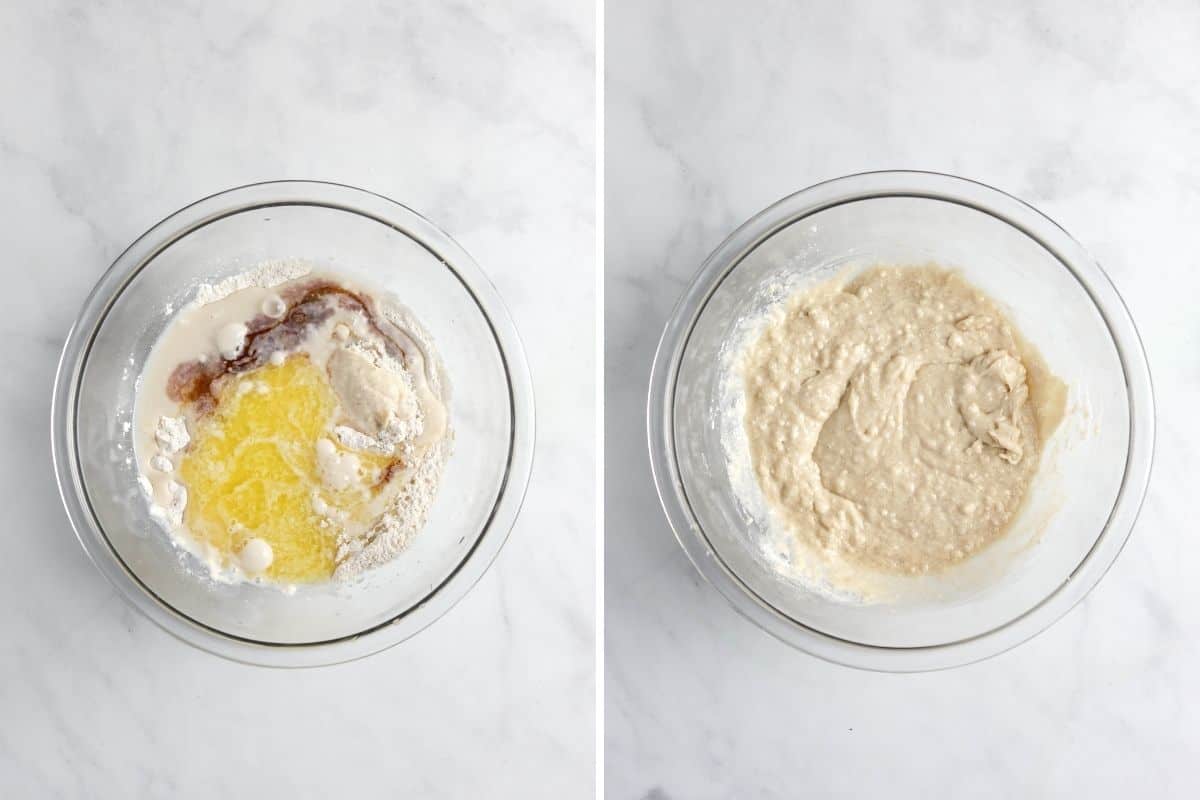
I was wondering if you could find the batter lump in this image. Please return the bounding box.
[741,266,1065,576]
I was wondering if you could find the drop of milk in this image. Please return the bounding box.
[262,295,286,318]
[217,322,248,360]
[315,438,360,491]
[239,538,274,573]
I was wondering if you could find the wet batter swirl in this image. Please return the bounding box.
[741,266,1065,575]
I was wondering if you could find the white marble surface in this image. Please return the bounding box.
[606,1,1196,797]
[0,1,593,797]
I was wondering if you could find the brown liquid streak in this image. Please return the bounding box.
[166,279,407,414]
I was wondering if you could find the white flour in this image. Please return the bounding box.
[332,292,452,581]
[334,439,450,580]
[191,259,310,306]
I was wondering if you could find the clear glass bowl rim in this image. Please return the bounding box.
[51,179,536,668]
[647,170,1155,672]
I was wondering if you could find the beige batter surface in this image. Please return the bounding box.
[742,266,1065,576]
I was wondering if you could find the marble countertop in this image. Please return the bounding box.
[606,1,1196,797]
[0,1,593,797]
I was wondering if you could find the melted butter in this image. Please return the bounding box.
[177,356,391,582]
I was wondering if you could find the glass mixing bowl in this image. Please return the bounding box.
[648,171,1154,672]
[52,181,535,667]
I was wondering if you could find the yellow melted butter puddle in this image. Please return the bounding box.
[178,356,392,583]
